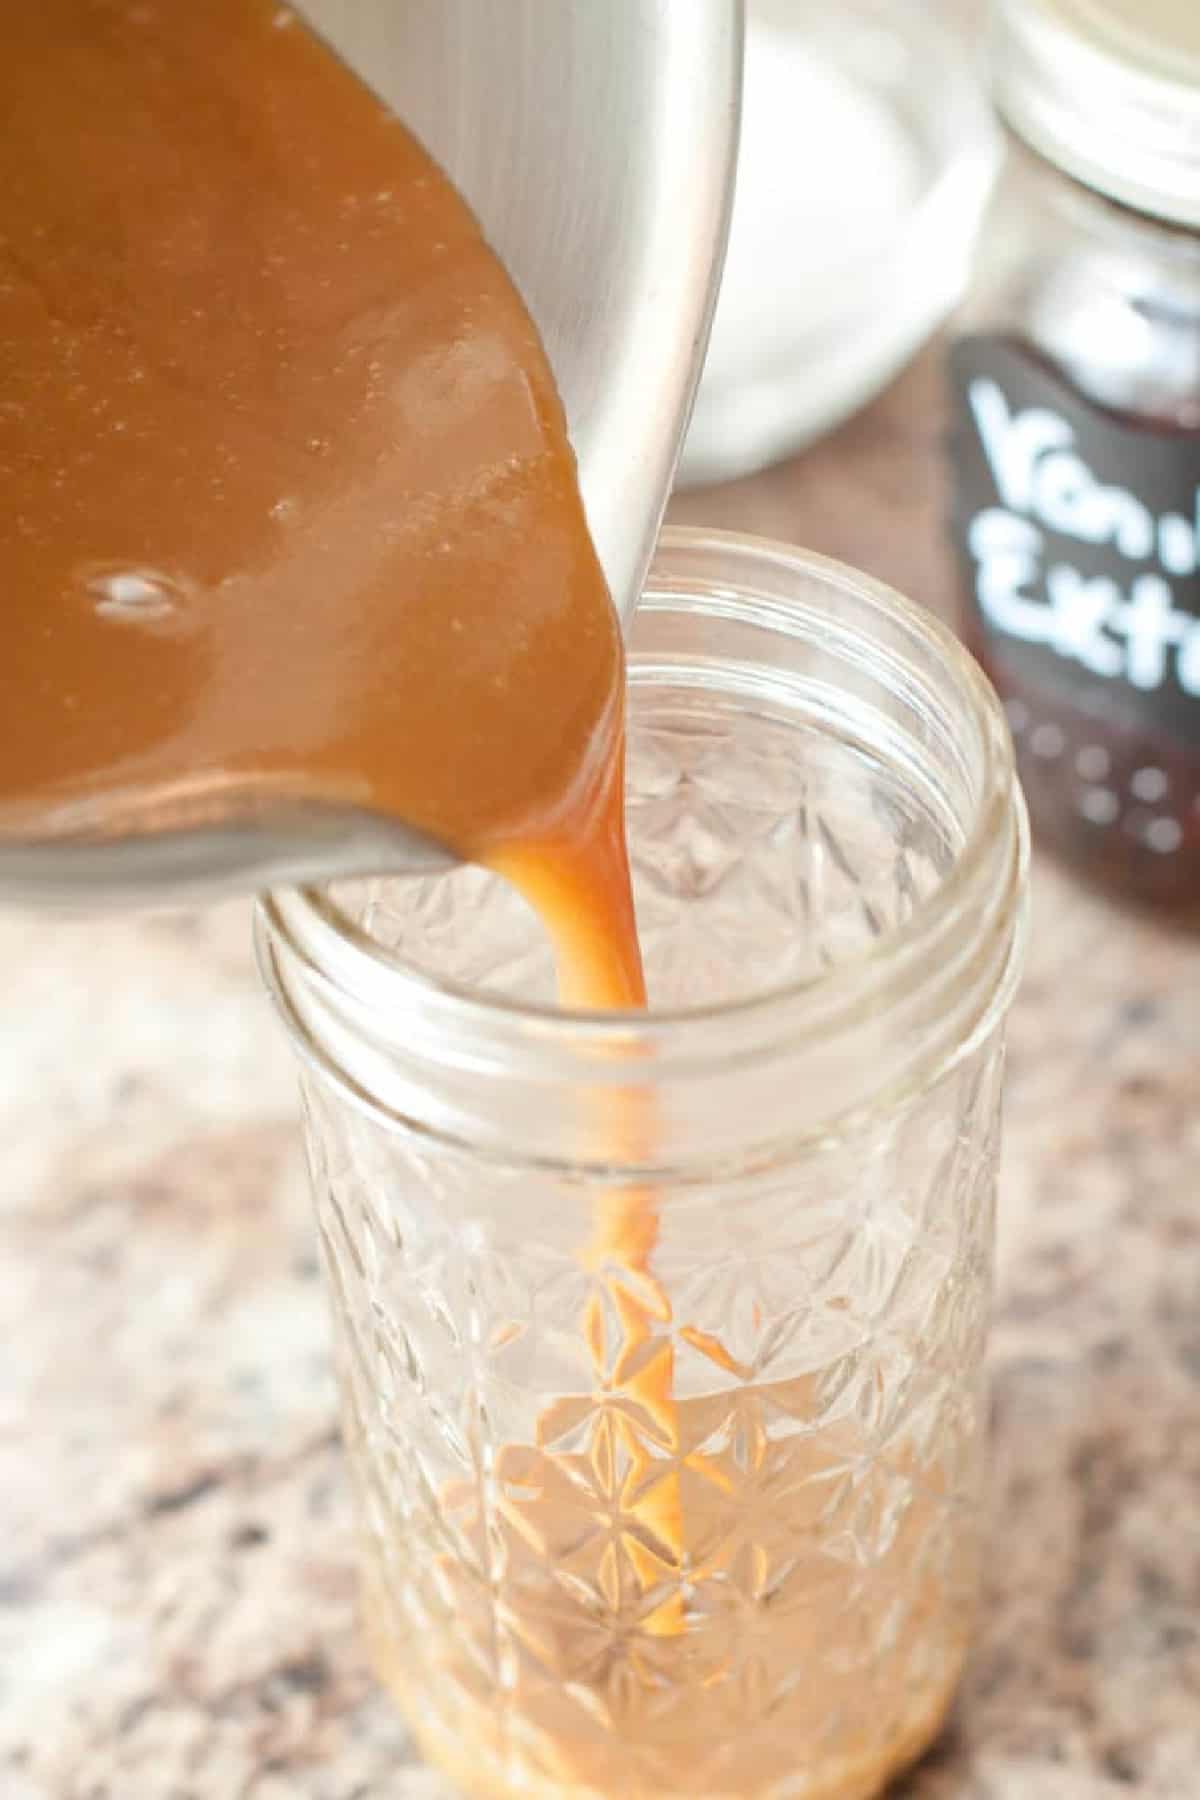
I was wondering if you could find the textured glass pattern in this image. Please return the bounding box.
[299,705,1004,1798]
[339,694,958,1011]
[304,1045,1000,1798]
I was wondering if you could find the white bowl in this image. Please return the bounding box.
[679,0,1000,488]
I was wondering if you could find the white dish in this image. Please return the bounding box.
[679,0,1000,488]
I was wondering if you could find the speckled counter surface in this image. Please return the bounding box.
[4,353,1199,1798]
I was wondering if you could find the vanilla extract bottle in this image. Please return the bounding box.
[950,0,1200,913]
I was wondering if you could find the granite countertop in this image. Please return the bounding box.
[4,349,1199,1799]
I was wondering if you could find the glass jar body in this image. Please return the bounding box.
[949,136,1200,915]
[299,1041,1004,1800]
[260,532,1027,1799]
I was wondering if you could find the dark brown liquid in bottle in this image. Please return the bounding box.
[975,353,1199,915]
[970,625,1200,918]
[953,310,1200,921]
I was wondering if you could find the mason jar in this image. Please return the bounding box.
[948,0,1200,914]
[257,529,1029,1800]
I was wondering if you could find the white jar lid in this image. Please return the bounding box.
[993,0,1200,228]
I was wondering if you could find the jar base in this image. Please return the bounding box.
[375,1646,963,1800]
[379,1663,964,1800]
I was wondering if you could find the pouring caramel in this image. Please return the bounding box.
[3,0,628,898]
[3,7,961,1795]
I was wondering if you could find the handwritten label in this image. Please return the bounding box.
[950,337,1200,743]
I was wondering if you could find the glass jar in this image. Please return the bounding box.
[257,529,1028,1800]
[948,0,1200,916]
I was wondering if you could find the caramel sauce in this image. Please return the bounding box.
[4,7,960,1793]
[2,0,626,889]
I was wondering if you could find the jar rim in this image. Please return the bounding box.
[992,0,1200,231]
[260,528,1028,1070]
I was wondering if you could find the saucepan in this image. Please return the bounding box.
[0,0,742,905]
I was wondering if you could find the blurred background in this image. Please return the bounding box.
[672,0,991,625]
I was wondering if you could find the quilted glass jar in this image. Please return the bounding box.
[258,529,1029,1800]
